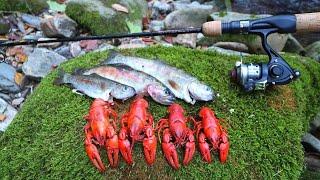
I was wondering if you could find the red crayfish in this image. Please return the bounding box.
[118,96,157,165]
[157,103,196,170]
[84,99,119,172]
[196,107,229,163]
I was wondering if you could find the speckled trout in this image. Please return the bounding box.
[54,70,135,101]
[83,65,176,105]
[102,52,215,104]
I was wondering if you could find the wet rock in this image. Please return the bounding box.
[37,38,62,49]
[0,98,17,132]
[80,40,99,52]
[173,33,197,48]
[54,45,72,59]
[0,93,11,102]
[0,19,10,35]
[283,34,305,55]
[305,153,320,172]
[152,0,173,19]
[21,13,41,30]
[149,20,164,32]
[207,46,250,56]
[164,8,213,29]
[310,113,320,133]
[22,48,67,78]
[23,31,45,41]
[174,1,213,10]
[93,43,115,52]
[12,97,24,107]
[214,42,249,53]
[66,0,147,35]
[118,43,147,49]
[302,133,320,153]
[70,42,84,57]
[0,63,20,93]
[40,14,77,38]
[208,12,288,54]
[231,0,320,14]
[306,41,320,62]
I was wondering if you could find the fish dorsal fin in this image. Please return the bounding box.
[100,50,121,65]
[72,68,87,75]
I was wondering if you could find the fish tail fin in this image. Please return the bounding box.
[54,69,66,85]
[100,50,120,65]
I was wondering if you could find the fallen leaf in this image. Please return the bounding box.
[126,21,141,33]
[0,114,6,121]
[47,0,66,12]
[15,72,24,85]
[16,53,28,62]
[112,4,129,13]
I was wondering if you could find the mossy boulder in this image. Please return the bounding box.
[0,0,48,14]
[65,0,147,35]
[1,46,320,179]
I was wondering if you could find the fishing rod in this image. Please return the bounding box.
[0,12,319,91]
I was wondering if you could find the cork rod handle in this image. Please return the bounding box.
[295,12,320,33]
[202,21,222,37]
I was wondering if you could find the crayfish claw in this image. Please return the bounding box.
[162,129,180,170]
[219,130,229,163]
[182,130,195,166]
[119,128,133,165]
[85,131,106,172]
[198,132,211,163]
[143,126,157,165]
[105,133,119,168]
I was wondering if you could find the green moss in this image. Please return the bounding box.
[1,46,320,179]
[65,0,146,35]
[0,0,48,14]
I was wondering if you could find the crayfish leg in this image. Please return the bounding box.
[219,130,229,163]
[106,134,119,168]
[84,131,106,172]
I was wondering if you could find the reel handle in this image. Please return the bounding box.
[202,12,320,36]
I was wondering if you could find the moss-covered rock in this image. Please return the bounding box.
[1,46,320,179]
[0,0,48,14]
[65,0,147,35]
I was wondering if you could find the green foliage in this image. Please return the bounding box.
[0,0,48,14]
[65,0,146,35]
[1,46,320,179]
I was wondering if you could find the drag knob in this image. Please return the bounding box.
[270,65,283,78]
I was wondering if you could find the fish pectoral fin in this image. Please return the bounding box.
[72,89,84,96]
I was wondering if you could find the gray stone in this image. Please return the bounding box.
[164,8,213,29]
[93,43,115,52]
[209,11,270,22]
[310,113,320,133]
[306,41,320,62]
[22,48,67,78]
[173,33,197,48]
[283,34,305,55]
[0,63,20,93]
[0,98,17,132]
[70,42,84,57]
[305,153,320,171]
[214,42,249,53]
[302,133,320,154]
[149,20,164,32]
[41,14,77,38]
[174,1,213,10]
[203,0,226,11]
[54,45,72,59]
[0,93,11,102]
[152,0,173,18]
[0,19,10,35]
[21,13,41,30]
[207,46,250,56]
[12,97,25,106]
[231,0,320,14]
